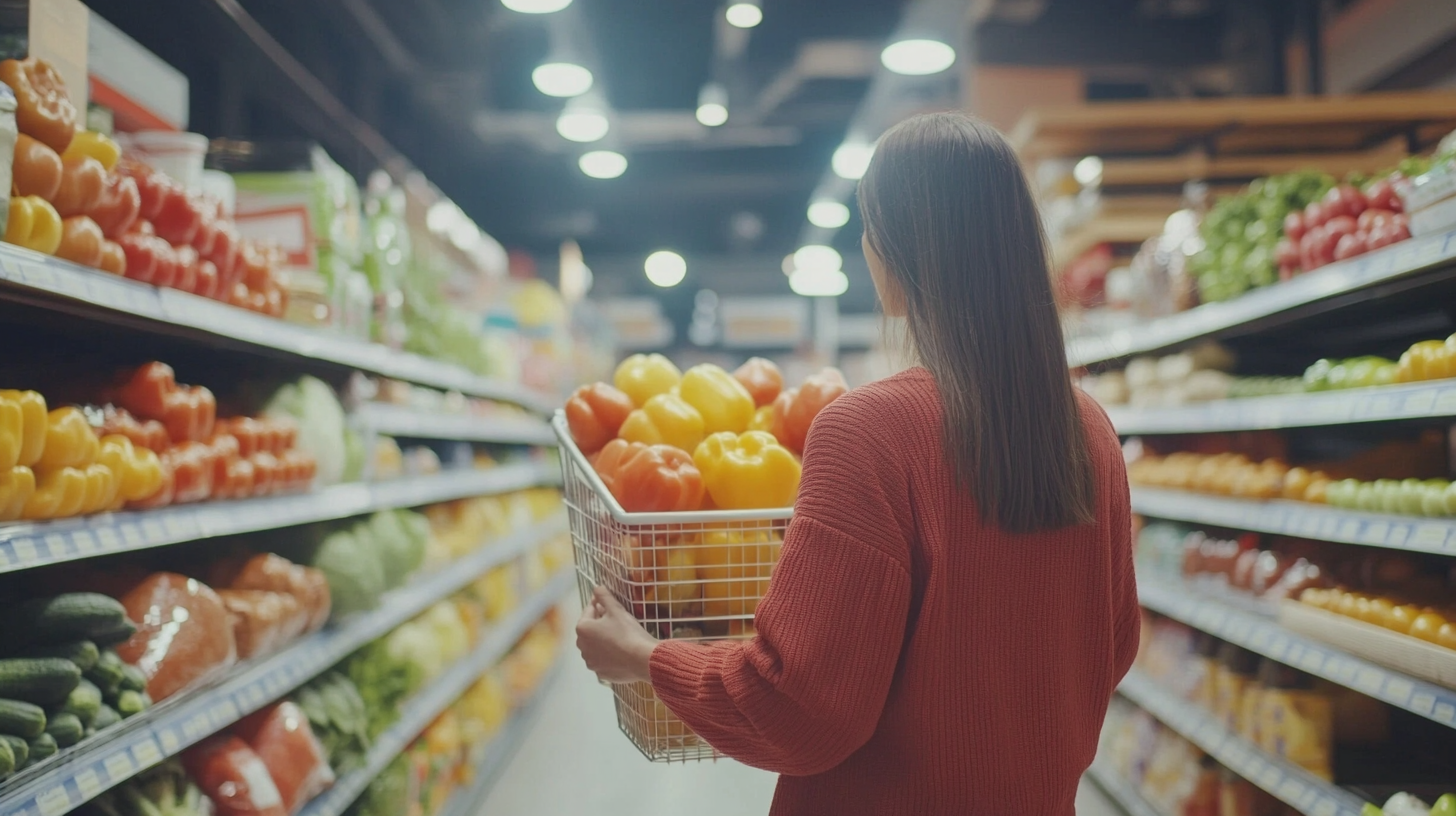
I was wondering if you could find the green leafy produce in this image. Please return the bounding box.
[313,529,386,616]
[82,759,211,816]
[344,639,422,739]
[349,753,410,816]
[369,510,427,589]
[1193,171,1334,303]
[266,376,348,486]
[296,672,371,774]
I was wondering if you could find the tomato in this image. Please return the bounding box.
[194,259,219,300]
[1364,178,1401,213]
[90,173,141,238]
[239,242,272,291]
[51,155,106,218]
[1275,237,1300,274]
[1304,200,1328,228]
[1323,214,1357,238]
[1282,210,1306,243]
[1322,184,1366,220]
[12,133,62,200]
[1356,208,1395,232]
[152,240,180,289]
[1333,230,1368,261]
[250,451,279,496]
[153,186,202,246]
[208,433,240,492]
[118,232,165,284]
[172,245,198,293]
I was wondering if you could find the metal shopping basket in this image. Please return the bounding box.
[552,412,793,762]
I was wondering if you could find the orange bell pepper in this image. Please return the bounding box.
[618,393,706,453]
[614,353,681,407]
[0,57,78,153]
[36,406,100,470]
[564,382,635,454]
[771,368,848,454]
[693,431,801,509]
[592,439,704,513]
[680,364,755,435]
[733,357,784,408]
[0,465,35,521]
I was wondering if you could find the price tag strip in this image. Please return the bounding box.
[352,404,557,447]
[1067,229,1456,367]
[1117,671,1370,816]
[1084,761,1166,816]
[1130,487,1456,556]
[1106,380,1456,435]
[0,461,558,574]
[0,520,570,816]
[1138,579,1456,732]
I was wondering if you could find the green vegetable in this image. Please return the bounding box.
[115,690,150,718]
[354,753,410,816]
[368,510,425,589]
[23,640,99,671]
[58,679,102,725]
[0,734,27,766]
[44,711,83,747]
[119,663,147,693]
[0,736,13,778]
[0,658,82,704]
[91,703,121,732]
[345,639,420,739]
[0,698,46,737]
[89,619,139,648]
[2,594,129,649]
[25,732,56,765]
[265,376,348,487]
[85,651,126,697]
[313,529,385,616]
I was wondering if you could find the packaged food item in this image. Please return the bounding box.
[1256,663,1333,780]
[211,553,332,632]
[218,589,301,660]
[233,701,335,815]
[183,735,286,816]
[1211,643,1258,732]
[115,573,237,701]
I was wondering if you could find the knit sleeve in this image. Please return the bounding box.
[1108,453,1140,678]
[649,397,914,777]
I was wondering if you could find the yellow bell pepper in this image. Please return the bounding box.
[79,462,116,514]
[642,540,702,617]
[62,131,121,171]
[23,465,87,519]
[693,431,801,509]
[0,390,48,467]
[698,527,780,618]
[680,364,755,435]
[4,195,62,255]
[97,435,164,507]
[36,407,99,471]
[614,353,682,407]
[0,465,34,521]
[0,396,19,470]
[618,393,706,452]
[748,405,774,433]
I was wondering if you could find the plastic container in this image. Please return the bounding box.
[129,130,209,193]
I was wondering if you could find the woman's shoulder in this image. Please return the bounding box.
[826,367,938,422]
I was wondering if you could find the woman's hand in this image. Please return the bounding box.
[576,585,658,684]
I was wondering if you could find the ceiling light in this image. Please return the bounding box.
[532,62,593,97]
[1073,155,1103,187]
[793,244,842,273]
[880,39,956,75]
[502,0,571,11]
[807,200,850,229]
[645,250,687,287]
[696,83,729,127]
[789,268,848,297]
[579,150,627,179]
[556,108,609,142]
[725,1,762,28]
[832,142,874,180]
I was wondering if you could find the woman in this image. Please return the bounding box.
[576,111,1139,816]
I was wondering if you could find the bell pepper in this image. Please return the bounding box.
[55,216,103,268]
[0,395,20,470]
[118,231,172,285]
[23,465,87,519]
[153,186,202,246]
[6,195,63,254]
[36,406,99,470]
[0,57,78,153]
[565,382,635,454]
[79,462,117,514]
[12,133,62,200]
[733,357,784,408]
[250,451,279,496]
[93,404,169,452]
[592,438,704,513]
[166,441,216,504]
[98,240,126,276]
[613,353,682,407]
[618,393,706,453]
[115,362,216,442]
[0,465,34,520]
[748,405,774,433]
[771,368,849,454]
[62,131,121,172]
[641,540,701,616]
[0,390,48,466]
[698,527,780,618]
[97,435,165,506]
[693,431,801,509]
[279,449,316,490]
[51,155,106,218]
[680,364,755,435]
[1396,339,1456,383]
[91,173,141,238]
[216,455,256,500]
[130,457,174,510]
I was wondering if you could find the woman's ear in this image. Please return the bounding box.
[863,232,907,317]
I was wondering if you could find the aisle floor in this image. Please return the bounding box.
[478,650,1125,816]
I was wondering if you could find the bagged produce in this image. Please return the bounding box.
[216,590,301,660]
[115,573,237,701]
[182,735,285,816]
[210,553,331,633]
[233,702,335,815]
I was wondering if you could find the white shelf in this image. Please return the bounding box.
[1131,486,1456,556]
[1117,670,1369,816]
[0,244,554,412]
[0,460,560,574]
[1067,228,1456,367]
[0,518,569,816]
[1138,578,1456,731]
[354,403,557,446]
[1085,761,1166,816]
[297,568,573,816]
[1105,381,1456,434]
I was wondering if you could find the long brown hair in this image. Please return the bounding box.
[858,111,1094,533]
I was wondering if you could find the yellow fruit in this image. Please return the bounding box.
[1436,622,1456,650]
[1410,612,1449,644]
[1390,604,1422,633]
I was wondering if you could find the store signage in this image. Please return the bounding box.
[720,297,807,348]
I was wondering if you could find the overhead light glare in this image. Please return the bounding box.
[1073,155,1104,187]
[502,0,571,11]
[556,109,610,142]
[645,250,687,287]
[696,102,728,127]
[533,62,594,97]
[880,39,956,76]
[807,200,850,229]
[725,2,762,28]
[789,268,848,297]
[579,150,627,179]
[832,142,875,180]
[793,244,842,273]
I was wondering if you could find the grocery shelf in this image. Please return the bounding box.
[0,244,555,413]
[353,403,557,446]
[1105,380,1456,434]
[1138,578,1456,732]
[1052,211,1170,270]
[298,568,573,816]
[0,459,560,574]
[1085,761,1166,816]
[1065,227,1456,367]
[1130,486,1456,556]
[0,517,568,816]
[1117,670,1369,816]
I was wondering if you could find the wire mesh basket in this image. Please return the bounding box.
[552,412,793,762]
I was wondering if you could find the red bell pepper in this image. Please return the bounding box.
[208,433,240,488]
[115,362,216,443]
[116,362,176,419]
[217,456,255,500]
[592,439,704,513]
[118,231,172,286]
[173,245,198,293]
[250,451,279,496]
[93,404,169,452]
[771,367,848,454]
[166,441,215,504]
[118,160,171,222]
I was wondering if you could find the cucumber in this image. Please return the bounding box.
[0,737,13,778]
[0,734,27,766]
[44,712,83,747]
[4,594,128,649]
[0,658,81,704]
[119,664,146,694]
[84,652,125,697]
[115,690,149,719]
[89,620,137,648]
[58,679,101,726]
[25,733,56,765]
[0,699,46,738]
[22,640,99,672]
[90,704,120,732]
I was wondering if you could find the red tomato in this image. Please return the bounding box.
[1275,237,1300,274]
[1322,184,1366,220]
[1323,215,1357,238]
[1304,200,1327,228]
[1334,230,1368,261]
[91,173,141,238]
[1357,208,1395,232]
[1282,210,1306,243]
[154,186,202,246]
[173,245,199,293]
[1365,178,1401,213]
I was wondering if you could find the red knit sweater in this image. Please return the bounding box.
[650,367,1138,816]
